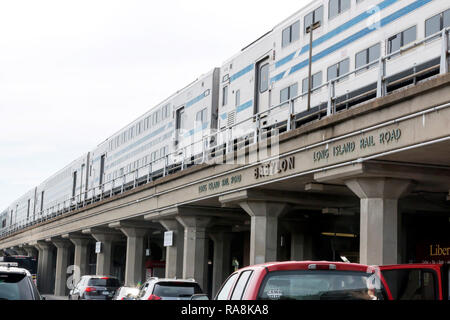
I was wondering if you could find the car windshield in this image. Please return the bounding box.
[0,272,33,300]
[257,270,385,300]
[153,282,202,298]
[88,278,120,287]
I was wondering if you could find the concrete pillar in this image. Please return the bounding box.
[63,234,92,279]
[238,201,288,265]
[83,228,122,276]
[345,177,413,265]
[282,222,314,261]
[291,233,314,261]
[176,216,211,292]
[159,219,184,279]
[51,239,72,296]
[33,241,55,294]
[210,231,233,298]
[120,227,148,287]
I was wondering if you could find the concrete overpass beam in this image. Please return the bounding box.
[176,216,211,293]
[50,238,72,296]
[32,241,54,294]
[345,177,413,266]
[158,219,184,279]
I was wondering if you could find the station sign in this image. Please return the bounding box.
[416,241,450,264]
[95,242,102,254]
[164,231,174,247]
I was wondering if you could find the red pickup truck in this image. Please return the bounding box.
[214,261,449,300]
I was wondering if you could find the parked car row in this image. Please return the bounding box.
[2,260,448,300]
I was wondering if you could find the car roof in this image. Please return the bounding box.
[147,278,199,284]
[0,266,32,276]
[237,261,371,273]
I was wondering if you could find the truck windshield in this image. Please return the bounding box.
[257,270,385,300]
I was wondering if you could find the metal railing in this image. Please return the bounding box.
[1,28,449,239]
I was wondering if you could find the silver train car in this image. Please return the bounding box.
[218,0,449,143]
[87,68,220,197]
[1,0,448,235]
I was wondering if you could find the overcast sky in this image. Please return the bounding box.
[0,0,310,210]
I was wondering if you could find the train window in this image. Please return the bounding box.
[235,90,240,107]
[302,72,322,94]
[355,43,380,71]
[282,20,300,48]
[304,6,323,33]
[160,146,168,158]
[280,83,298,104]
[329,0,350,20]
[425,9,450,38]
[259,64,269,93]
[327,58,349,82]
[40,191,44,212]
[176,107,185,131]
[222,86,229,106]
[162,104,170,120]
[196,108,208,125]
[27,200,30,219]
[388,26,416,54]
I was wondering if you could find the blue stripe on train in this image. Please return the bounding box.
[275,0,399,69]
[285,0,433,77]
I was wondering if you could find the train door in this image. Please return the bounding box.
[99,155,105,186]
[175,106,186,147]
[254,57,270,116]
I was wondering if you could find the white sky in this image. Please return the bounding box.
[0,0,310,210]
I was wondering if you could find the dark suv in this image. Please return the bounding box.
[69,276,121,300]
[0,262,42,300]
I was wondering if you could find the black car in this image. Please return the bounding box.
[0,262,42,300]
[69,276,121,300]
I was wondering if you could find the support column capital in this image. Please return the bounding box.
[62,233,93,246]
[176,216,212,230]
[32,240,54,251]
[345,177,414,199]
[47,238,72,249]
[109,221,155,238]
[82,227,123,242]
[219,189,290,218]
[159,219,181,232]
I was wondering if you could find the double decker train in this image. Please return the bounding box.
[1,0,449,236]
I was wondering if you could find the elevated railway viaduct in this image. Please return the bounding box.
[1,73,450,297]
